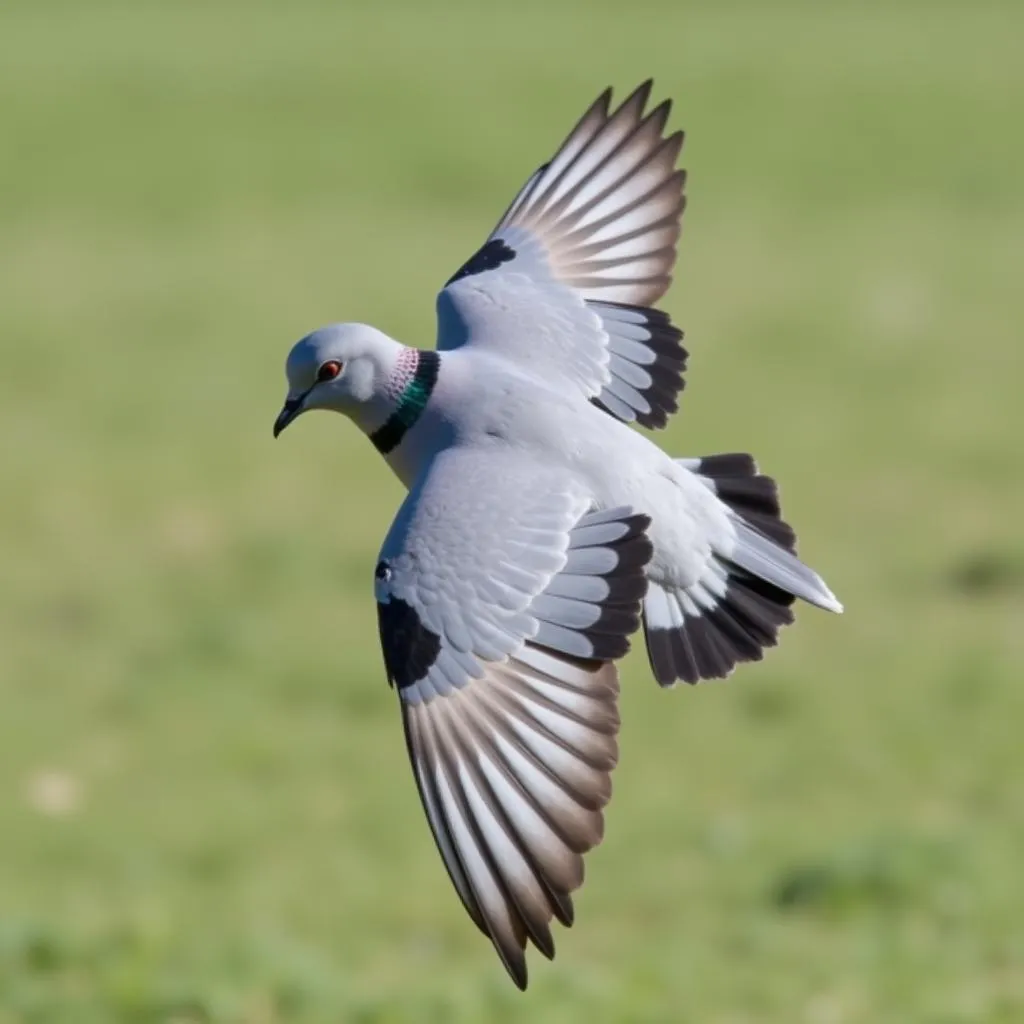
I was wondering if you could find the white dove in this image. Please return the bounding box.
[273,81,842,989]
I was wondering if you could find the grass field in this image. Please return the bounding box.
[1,1,1022,1020]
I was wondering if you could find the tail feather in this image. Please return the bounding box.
[643,453,841,687]
[677,452,796,551]
[730,519,842,614]
[644,573,796,686]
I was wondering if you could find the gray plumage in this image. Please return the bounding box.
[273,80,842,990]
[374,449,652,986]
[437,81,689,429]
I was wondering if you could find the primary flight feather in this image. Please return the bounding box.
[273,80,842,989]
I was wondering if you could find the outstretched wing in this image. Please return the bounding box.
[436,81,689,430]
[375,448,652,988]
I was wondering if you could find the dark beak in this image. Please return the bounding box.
[273,396,304,438]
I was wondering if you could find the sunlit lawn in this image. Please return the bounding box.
[1,2,1022,1021]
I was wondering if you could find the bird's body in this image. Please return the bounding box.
[381,343,730,594]
[273,81,842,988]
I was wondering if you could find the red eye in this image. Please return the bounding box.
[317,360,342,382]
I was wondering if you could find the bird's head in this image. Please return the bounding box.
[273,322,400,437]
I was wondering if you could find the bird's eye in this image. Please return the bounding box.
[316,360,343,382]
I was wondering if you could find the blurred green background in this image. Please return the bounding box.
[1,1,1022,1021]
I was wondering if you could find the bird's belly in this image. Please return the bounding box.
[431,369,730,592]
[458,392,715,589]
[563,416,730,591]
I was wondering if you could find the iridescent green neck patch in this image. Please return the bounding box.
[371,351,441,455]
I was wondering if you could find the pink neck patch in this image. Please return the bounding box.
[384,348,419,402]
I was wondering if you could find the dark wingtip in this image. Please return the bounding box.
[505,955,529,991]
[645,96,674,132]
[592,86,614,115]
[623,79,654,113]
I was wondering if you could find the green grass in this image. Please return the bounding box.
[1,1,1022,1020]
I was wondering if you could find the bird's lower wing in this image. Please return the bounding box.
[375,449,652,986]
[402,645,619,989]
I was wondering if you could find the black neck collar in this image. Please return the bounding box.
[370,350,441,456]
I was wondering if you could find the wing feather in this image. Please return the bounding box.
[402,648,620,988]
[437,81,689,430]
[377,451,652,988]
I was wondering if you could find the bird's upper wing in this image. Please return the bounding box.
[374,447,652,988]
[435,81,689,430]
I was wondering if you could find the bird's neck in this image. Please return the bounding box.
[367,346,441,456]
